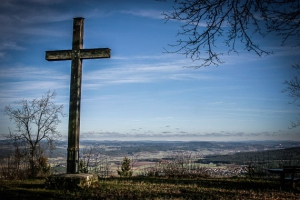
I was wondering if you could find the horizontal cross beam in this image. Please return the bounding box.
[45,48,110,61]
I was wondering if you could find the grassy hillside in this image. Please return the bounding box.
[1,177,299,199]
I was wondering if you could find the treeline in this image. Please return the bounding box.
[199,147,300,167]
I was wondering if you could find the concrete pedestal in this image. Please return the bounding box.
[46,173,98,189]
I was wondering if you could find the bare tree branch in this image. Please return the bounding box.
[163,0,299,67]
[283,62,300,128]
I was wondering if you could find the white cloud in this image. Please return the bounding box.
[112,54,176,61]
[121,9,164,19]
[0,65,69,104]
[0,52,6,59]
[22,27,69,37]
[80,130,300,141]
[21,0,65,5]
[0,42,25,51]
[82,59,215,89]
[0,65,68,80]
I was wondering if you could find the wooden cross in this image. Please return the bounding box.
[46,17,110,174]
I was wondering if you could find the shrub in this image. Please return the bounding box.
[118,157,133,177]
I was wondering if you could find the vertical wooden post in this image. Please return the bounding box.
[67,18,84,174]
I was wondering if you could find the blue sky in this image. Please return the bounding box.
[0,0,299,141]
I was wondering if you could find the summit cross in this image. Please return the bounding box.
[46,17,111,174]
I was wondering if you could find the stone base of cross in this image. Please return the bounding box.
[45,173,98,189]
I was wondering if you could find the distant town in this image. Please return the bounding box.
[1,139,298,178]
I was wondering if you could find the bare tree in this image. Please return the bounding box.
[162,0,300,67]
[2,90,66,177]
[79,146,95,173]
[78,146,113,177]
[284,62,300,128]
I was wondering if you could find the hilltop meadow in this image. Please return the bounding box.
[1,140,300,199]
[0,176,299,199]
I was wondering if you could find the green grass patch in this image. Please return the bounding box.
[1,177,299,199]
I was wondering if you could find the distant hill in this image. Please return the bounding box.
[199,146,300,167]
